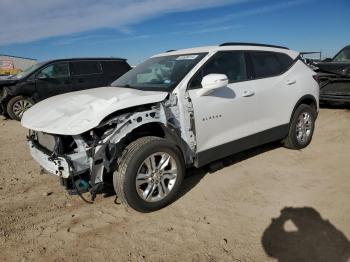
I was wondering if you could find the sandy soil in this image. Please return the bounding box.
[0,108,350,262]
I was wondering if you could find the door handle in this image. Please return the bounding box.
[286,79,297,85]
[242,90,255,97]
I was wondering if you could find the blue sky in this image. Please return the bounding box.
[0,0,349,65]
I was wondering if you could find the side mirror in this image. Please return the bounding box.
[37,73,48,80]
[200,74,228,96]
[323,58,332,62]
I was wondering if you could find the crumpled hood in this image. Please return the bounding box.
[21,86,168,135]
[315,62,350,76]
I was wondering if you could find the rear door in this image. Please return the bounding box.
[35,62,72,100]
[70,60,104,91]
[247,51,296,132]
[101,60,131,85]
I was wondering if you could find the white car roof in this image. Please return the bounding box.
[153,44,299,59]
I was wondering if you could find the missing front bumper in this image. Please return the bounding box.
[28,141,90,178]
[29,141,71,178]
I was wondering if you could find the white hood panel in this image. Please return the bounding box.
[21,87,168,135]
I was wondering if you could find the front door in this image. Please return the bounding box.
[187,51,258,155]
[35,62,72,100]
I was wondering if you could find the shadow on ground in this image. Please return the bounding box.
[175,141,281,201]
[101,141,281,204]
[262,207,350,262]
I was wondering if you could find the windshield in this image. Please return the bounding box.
[111,53,207,91]
[11,62,44,79]
[333,47,350,62]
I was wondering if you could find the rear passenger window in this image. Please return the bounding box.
[190,51,247,89]
[101,61,131,76]
[275,53,294,71]
[71,61,102,76]
[249,52,283,78]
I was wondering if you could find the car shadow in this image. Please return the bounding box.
[262,207,350,262]
[174,141,281,202]
[101,141,281,203]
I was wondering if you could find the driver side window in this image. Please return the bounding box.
[39,62,70,78]
[189,51,247,89]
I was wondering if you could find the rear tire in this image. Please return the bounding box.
[6,96,34,121]
[283,104,316,149]
[113,136,185,212]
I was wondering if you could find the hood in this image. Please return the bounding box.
[0,78,19,87]
[315,62,350,76]
[21,86,168,135]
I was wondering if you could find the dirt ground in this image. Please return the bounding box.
[0,108,350,262]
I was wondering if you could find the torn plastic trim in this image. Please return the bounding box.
[88,99,197,186]
[102,106,167,145]
[86,105,168,192]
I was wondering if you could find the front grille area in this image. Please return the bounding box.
[35,132,78,154]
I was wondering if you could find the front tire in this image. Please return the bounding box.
[113,136,185,212]
[283,104,316,149]
[6,96,34,121]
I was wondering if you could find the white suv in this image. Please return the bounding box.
[22,43,319,212]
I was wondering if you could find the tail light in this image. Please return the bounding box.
[312,74,320,85]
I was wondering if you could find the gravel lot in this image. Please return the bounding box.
[0,108,350,262]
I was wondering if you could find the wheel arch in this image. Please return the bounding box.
[289,95,318,123]
[118,122,191,165]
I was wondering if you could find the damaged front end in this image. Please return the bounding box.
[26,99,192,201]
[27,129,95,198]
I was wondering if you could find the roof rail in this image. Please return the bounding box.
[166,49,177,52]
[219,42,289,50]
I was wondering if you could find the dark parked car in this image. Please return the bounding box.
[0,58,131,120]
[311,45,350,103]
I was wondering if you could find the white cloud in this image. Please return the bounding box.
[55,34,151,46]
[0,0,243,45]
[178,0,310,28]
[170,24,244,36]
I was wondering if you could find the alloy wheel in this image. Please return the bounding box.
[296,112,312,143]
[12,99,33,118]
[135,152,178,202]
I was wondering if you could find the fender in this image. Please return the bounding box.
[101,107,167,145]
[87,106,167,188]
[160,123,194,165]
[101,106,193,164]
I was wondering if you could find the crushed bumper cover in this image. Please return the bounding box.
[29,141,71,178]
[28,140,90,178]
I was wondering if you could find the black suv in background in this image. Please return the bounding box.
[0,58,131,120]
[312,45,350,103]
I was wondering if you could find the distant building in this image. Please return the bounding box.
[0,54,37,75]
